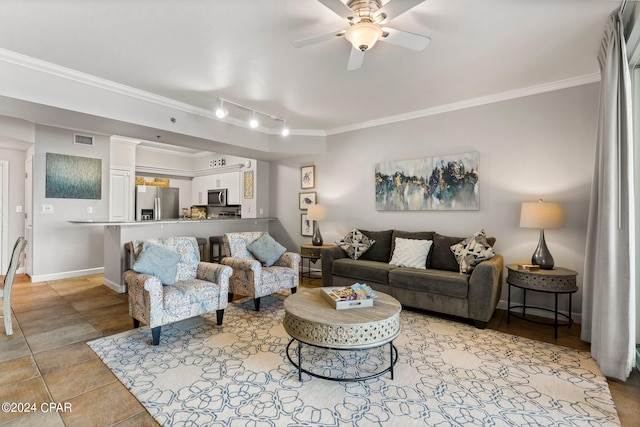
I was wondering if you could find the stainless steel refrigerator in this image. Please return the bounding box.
[135,186,179,221]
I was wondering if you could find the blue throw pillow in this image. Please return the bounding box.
[132,242,182,285]
[246,234,286,267]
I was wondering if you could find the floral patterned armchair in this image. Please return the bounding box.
[221,232,300,311]
[124,236,232,345]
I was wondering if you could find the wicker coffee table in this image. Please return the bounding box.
[283,288,402,382]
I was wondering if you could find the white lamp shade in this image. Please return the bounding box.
[520,200,563,229]
[306,204,327,221]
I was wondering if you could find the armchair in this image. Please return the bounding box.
[221,232,300,311]
[124,236,232,345]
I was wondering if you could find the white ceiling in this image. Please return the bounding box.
[0,0,620,148]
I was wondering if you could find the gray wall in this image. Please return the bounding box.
[270,83,599,320]
[32,125,109,280]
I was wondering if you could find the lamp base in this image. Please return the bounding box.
[531,228,554,270]
[311,226,323,246]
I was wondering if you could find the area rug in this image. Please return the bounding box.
[88,291,620,426]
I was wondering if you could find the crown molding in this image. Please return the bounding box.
[0,48,600,138]
[0,48,326,137]
[326,73,602,135]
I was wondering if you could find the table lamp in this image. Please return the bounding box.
[306,204,327,246]
[519,199,563,269]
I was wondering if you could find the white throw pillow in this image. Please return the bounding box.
[389,237,433,269]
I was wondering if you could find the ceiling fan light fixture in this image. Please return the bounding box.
[345,21,383,51]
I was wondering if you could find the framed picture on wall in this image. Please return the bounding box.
[299,192,316,210]
[301,165,315,189]
[301,213,315,237]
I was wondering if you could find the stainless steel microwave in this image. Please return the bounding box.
[207,188,228,206]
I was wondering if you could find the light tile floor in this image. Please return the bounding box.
[0,275,638,426]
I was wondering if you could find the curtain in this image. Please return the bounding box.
[581,10,636,381]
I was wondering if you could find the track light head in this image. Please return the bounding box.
[215,99,228,118]
[249,111,259,128]
[281,121,290,136]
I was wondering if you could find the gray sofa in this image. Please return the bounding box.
[321,229,504,328]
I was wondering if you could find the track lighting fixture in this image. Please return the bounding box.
[214,97,290,136]
[215,99,228,118]
[249,111,259,129]
[281,121,290,137]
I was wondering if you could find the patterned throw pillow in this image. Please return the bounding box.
[450,230,496,273]
[336,228,375,260]
[389,237,433,269]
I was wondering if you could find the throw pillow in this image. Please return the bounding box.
[336,228,375,260]
[132,242,182,285]
[450,229,496,273]
[246,233,286,267]
[389,237,433,269]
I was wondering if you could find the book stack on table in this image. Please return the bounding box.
[321,283,377,310]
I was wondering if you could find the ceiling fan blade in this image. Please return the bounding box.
[376,0,426,23]
[318,0,355,19]
[381,27,430,51]
[292,30,346,48]
[347,47,365,71]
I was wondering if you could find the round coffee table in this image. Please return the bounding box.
[283,288,402,382]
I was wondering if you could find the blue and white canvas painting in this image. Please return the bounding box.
[375,152,479,210]
[46,153,102,199]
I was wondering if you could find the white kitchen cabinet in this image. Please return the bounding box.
[109,167,133,221]
[191,176,207,205]
[219,172,240,205]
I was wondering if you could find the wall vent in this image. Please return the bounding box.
[209,158,226,168]
[74,134,94,146]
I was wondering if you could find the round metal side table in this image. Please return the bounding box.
[506,264,578,338]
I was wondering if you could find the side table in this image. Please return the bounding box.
[300,244,334,279]
[506,264,578,338]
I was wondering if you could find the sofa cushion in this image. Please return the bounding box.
[391,230,435,266]
[331,258,393,284]
[359,229,393,262]
[246,233,286,267]
[450,230,496,273]
[132,242,182,285]
[336,228,375,260]
[389,237,433,269]
[432,233,496,272]
[389,268,469,299]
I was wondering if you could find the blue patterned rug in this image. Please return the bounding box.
[88,290,620,426]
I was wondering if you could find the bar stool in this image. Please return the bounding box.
[195,237,207,261]
[209,236,223,263]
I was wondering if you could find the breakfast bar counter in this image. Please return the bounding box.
[90,218,275,293]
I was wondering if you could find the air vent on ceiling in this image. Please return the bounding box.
[74,134,94,146]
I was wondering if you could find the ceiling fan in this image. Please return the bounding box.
[292,0,430,71]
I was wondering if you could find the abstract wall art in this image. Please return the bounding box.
[375,152,479,211]
[46,153,102,199]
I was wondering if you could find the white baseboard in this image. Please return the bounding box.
[30,267,104,283]
[103,277,126,294]
[496,299,582,325]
